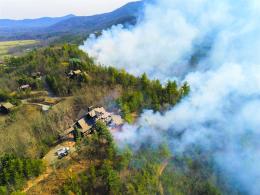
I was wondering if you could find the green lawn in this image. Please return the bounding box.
[0,40,39,60]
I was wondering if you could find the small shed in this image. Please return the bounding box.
[31,72,42,79]
[73,70,82,75]
[68,70,82,78]
[0,102,15,114]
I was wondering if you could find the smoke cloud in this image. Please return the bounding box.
[81,0,260,194]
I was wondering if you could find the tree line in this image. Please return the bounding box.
[0,154,44,193]
[60,122,221,195]
[2,44,190,122]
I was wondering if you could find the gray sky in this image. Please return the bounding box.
[0,0,135,19]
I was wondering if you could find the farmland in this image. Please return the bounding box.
[0,40,39,60]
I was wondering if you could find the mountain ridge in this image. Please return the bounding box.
[47,1,143,33]
[0,14,76,29]
[0,1,144,41]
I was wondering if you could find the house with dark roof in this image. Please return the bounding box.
[59,106,123,141]
[74,116,95,135]
[0,102,15,114]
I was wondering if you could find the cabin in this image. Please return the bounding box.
[88,107,111,122]
[68,70,82,78]
[31,72,42,79]
[59,116,94,141]
[74,117,94,136]
[59,106,123,141]
[73,70,82,75]
[0,102,15,114]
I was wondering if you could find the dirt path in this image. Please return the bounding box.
[23,167,52,193]
[159,159,170,176]
[25,159,91,195]
[158,158,171,195]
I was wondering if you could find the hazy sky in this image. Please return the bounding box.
[0,0,136,19]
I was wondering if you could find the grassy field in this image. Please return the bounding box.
[0,40,39,60]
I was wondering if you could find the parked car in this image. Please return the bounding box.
[56,147,70,159]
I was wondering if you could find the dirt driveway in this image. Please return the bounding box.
[43,141,76,166]
[23,141,77,193]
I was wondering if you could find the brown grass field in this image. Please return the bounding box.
[0,40,39,60]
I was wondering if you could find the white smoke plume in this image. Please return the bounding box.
[81,0,260,194]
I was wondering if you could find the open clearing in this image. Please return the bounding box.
[23,141,87,195]
[0,40,39,59]
[22,141,77,194]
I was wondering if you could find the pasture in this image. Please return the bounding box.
[0,40,39,59]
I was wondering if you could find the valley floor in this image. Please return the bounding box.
[0,40,39,60]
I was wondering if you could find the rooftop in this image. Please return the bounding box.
[77,118,93,133]
[20,84,30,89]
[73,70,82,75]
[1,102,15,109]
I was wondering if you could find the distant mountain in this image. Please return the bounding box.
[47,1,143,34]
[0,1,144,41]
[0,15,75,29]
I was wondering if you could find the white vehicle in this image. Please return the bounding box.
[56,147,70,159]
